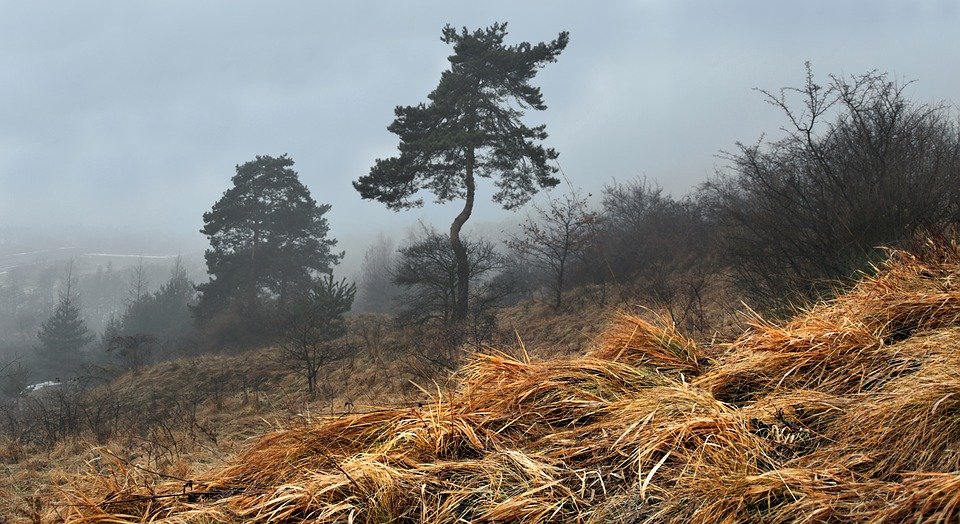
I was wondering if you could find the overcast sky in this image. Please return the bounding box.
[2,1,959,267]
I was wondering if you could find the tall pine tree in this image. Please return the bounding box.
[354,23,567,321]
[196,155,341,329]
[36,265,93,379]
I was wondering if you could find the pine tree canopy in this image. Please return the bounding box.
[120,259,196,348]
[37,282,93,378]
[196,154,341,320]
[37,293,92,355]
[354,22,568,210]
[354,22,568,322]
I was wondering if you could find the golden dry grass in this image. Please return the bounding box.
[49,239,960,522]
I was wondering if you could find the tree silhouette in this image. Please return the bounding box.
[36,264,93,379]
[507,189,594,309]
[705,66,960,310]
[355,22,567,321]
[196,154,342,328]
[276,274,356,396]
[393,226,504,325]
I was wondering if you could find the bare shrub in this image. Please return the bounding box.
[704,64,960,310]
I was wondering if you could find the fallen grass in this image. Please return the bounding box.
[59,239,960,522]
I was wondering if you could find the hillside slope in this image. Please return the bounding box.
[65,241,960,522]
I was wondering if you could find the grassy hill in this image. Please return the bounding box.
[0,298,634,522]
[41,239,960,522]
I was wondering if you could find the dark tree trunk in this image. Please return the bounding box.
[554,259,565,310]
[307,363,317,397]
[450,147,475,322]
[247,226,261,316]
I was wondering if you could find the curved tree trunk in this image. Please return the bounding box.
[450,147,475,322]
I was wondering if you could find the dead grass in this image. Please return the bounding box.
[31,239,960,522]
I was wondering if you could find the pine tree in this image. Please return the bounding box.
[36,267,93,379]
[117,257,196,358]
[276,274,356,396]
[196,154,342,326]
[354,23,567,321]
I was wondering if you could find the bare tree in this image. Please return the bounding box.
[704,64,960,310]
[393,226,505,325]
[507,189,595,309]
[563,178,715,330]
[127,256,148,305]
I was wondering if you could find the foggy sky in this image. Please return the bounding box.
[2,1,959,270]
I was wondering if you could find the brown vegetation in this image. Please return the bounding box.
[49,239,960,522]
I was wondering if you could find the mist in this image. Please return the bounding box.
[0,0,956,371]
[0,0,955,368]
[3,1,958,272]
[5,2,960,520]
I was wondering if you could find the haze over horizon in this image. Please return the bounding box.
[2,0,959,272]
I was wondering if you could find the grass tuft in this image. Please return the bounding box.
[60,242,960,522]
